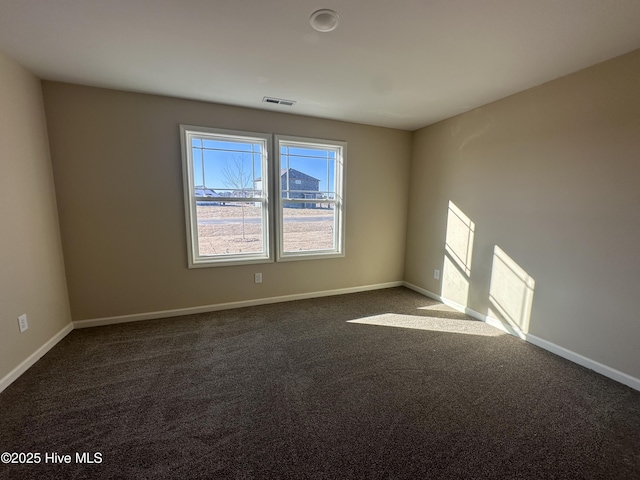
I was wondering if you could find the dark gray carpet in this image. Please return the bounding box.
[1,287,639,479]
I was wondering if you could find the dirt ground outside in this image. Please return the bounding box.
[196,204,335,256]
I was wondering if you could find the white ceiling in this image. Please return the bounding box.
[1,0,639,131]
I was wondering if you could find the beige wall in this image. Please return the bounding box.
[42,82,412,321]
[405,49,640,379]
[9,47,637,386]
[0,53,71,381]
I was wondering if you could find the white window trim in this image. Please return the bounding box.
[274,135,346,262]
[180,125,273,268]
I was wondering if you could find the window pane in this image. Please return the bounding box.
[277,137,344,258]
[282,205,335,252]
[281,146,329,157]
[192,148,229,190]
[203,139,256,152]
[192,138,264,195]
[280,149,338,203]
[220,154,259,197]
[196,203,264,256]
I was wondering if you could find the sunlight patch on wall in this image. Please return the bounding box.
[348,313,504,337]
[441,201,475,307]
[488,246,535,334]
[445,201,475,275]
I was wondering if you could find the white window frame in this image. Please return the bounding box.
[180,125,273,267]
[275,135,346,261]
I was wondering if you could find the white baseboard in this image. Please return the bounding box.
[4,283,403,392]
[0,323,73,394]
[403,281,640,392]
[525,334,640,392]
[9,282,638,395]
[73,281,405,329]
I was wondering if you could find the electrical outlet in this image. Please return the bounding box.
[18,314,28,333]
[434,269,440,280]
[254,273,262,284]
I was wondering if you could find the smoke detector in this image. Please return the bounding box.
[310,9,339,32]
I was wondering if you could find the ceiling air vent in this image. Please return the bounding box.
[262,96,296,107]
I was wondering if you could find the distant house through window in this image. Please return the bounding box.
[254,168,321,208]
[280,168,320,208]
